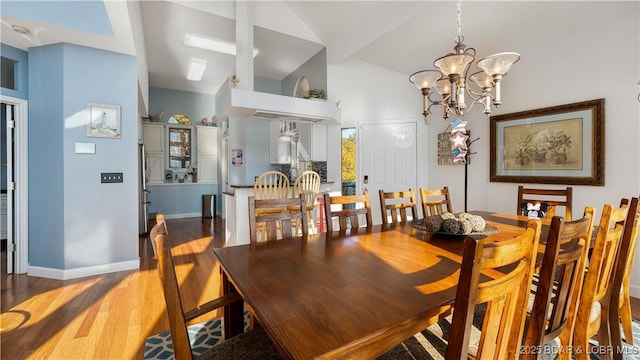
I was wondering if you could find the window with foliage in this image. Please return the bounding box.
[341,128,356,182]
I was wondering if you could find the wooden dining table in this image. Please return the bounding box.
[213,211,549,360]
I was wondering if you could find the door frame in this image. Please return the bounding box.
[1,95,28,274]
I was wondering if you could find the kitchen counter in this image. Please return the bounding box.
[223,182,337,246]
[227,181,334,193]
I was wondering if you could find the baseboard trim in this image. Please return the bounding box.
[164,212,201,220]
[28,259,140,280]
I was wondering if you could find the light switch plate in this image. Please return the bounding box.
[101,173,123,183]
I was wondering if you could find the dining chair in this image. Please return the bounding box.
[379,188,419,226]
[324,190,372,233]
[253,170,290,240]
[517,185,573,220]
[609,197,640,360]
[418,186,453,217]
[149,215,279,359]
[291,170,321,234]
[248,195,308,244]
[253,170,290,200]
[522,207,595,360]
[382,219,542,360]
[571,200,635,360]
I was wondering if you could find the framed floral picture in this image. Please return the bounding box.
[490,99,604,186]
[87,103,121,138]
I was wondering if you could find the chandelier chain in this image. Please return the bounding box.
[456,0,462,42]
[408,0,521,121]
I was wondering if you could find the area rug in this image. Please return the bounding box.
[144,315,640,359]
[378,319,640,360]
[144,312,249,360]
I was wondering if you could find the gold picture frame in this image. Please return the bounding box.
[490,99,604,186]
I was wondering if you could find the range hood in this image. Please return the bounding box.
[221,87,341,125]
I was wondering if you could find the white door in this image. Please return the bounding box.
[360,122,417,225]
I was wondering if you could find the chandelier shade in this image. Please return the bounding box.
[476,52,521,76]
[409,70,442,92]
[433,53,474,77]
[408,1,520,121]
[469,71,493,90]
[435,79,452,96]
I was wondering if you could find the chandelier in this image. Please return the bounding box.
[409,1,521,121]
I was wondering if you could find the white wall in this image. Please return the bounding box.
[327,57,427,194]
[329,2,640,296]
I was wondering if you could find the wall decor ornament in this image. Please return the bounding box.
[449,118,469,163]
[490,98,604,186]
[87,103,121,138]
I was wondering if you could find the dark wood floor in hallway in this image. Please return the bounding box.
[1,216,226,359]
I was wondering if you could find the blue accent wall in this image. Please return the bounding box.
[147,184,218,216]
[149,87,213,125]
[28,44,65,268]
[28,43,138,270]
[1,43,29,99]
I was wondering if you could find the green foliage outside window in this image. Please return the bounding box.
[342,131,356,182]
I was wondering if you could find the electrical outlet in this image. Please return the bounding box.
[101,172,123,183]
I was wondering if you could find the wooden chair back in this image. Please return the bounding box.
[379,188,418,226]
[292,171,321,234]
[150,215,242,360]
[610,197,640,358]
[572,201,634,359]
[446,219,542,360]
[253,170,290,200]
[418,186,453,217]
[517,185,573,220]
[522,208,595,359]
[292,171,321,209]
[324,190,372,233]
[249,195,308,244]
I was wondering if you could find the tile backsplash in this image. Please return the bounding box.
[280,161,327,183]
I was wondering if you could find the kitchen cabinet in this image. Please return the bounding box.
[196,126,218,183]
[296,123,327,162]
[270,121,293,164]
[143,123,164,153]
[270,121,327,164]
[147,153,165,184]
[143,123,219,184]
[168,126,192,169]
[143,123,165,184]
[310,125,327,162]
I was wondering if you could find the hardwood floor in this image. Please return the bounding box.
[1,217,226,359]
[1,217,640,359]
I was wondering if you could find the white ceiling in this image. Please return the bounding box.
[0,1,621,96]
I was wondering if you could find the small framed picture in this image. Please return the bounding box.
[231,148,244,167]
[87,103,121,138]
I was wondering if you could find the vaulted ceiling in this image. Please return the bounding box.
[0,1,618,96]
